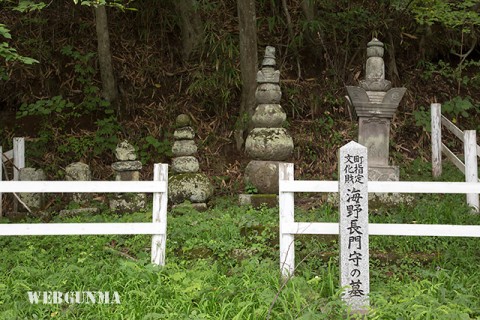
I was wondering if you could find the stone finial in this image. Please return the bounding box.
[366,38,384,58]
[359,38,391,91]
[115,141,137,161]
[262,46,276,67]
[257,46,280,84]
[176,114,191,128]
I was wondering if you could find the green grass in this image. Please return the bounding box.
[0,162,480,319]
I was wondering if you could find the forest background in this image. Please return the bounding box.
[1,0,480,198]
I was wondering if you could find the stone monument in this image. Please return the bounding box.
[168,114,213,210]
[242,46,294,206]
[339,141,369,314]
[65,162,91,203]
[109,141,146,213]
[60,162,99,217]
[18,167,45,212]
[345,38,406,181]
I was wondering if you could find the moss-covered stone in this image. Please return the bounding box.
[245,128,293,160]
[168,173,213,204]
[109,193,147,213]
[250,194,278,208]
[176,114,191,128]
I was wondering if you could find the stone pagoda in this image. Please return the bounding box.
[345,38,406,181]
[242,46,293,206]
[168,114,213,210]
[109,141,146,213]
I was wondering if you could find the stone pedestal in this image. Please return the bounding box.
[244,160,285,194]
[358,117,389,167]
[369,166,399,182]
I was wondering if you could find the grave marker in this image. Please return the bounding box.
[339,141,369,313]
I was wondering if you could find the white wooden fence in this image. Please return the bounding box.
[431,103,479,210]
[0,163,169,266]
[0,137,25,216]
[279,162,480,278]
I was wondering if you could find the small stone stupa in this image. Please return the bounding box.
[345,38,406,181]
[241,46,294,206]
[168,114,213,210]
[109,141,146,213]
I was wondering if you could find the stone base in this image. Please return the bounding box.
[109,193,147,213]
[238,194,278,208]
[168,173,213,204]
[59,208,99,218]
[369,165,399,181]
[173,202,208,212]
[244,160,284,194]
[369,193,415,208]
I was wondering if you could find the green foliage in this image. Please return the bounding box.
[16,45,118,172]
[185,4,240,117]
[422,60,480,92]
[17,95,74,118]
[412,106,431,132]
[72,0,136,10]
[139,135,173,164]
[0,23,39,80]
[442,96,475,118]
[12,1,47,12]
[409,0,480,31]
[413,96,477,132]
[1,190,480,318]
[93,112,121,155]
[244,181,258,194]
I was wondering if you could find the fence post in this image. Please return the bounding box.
[339,141,369,313]
[13,138,25,213]
[464,130,479,212]
[0,146,2,218]
[431,103,442,178]
[279,162,295,279]
[151,163,168,266]
[13,137,25,182]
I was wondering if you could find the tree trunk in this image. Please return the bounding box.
[235,0,258,151]
[175,0,204,61]
[95,5,117,104]
[300,0,323,64]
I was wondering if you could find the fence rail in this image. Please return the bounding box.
[279,162,480,279]
[0,163,169,266]
[431,103,479,211]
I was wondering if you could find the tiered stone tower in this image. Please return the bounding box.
[169,114,213,209]
[346,38,406,181]
[243,46,294,202]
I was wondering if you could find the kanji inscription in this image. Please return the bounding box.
[339,141,369,312]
